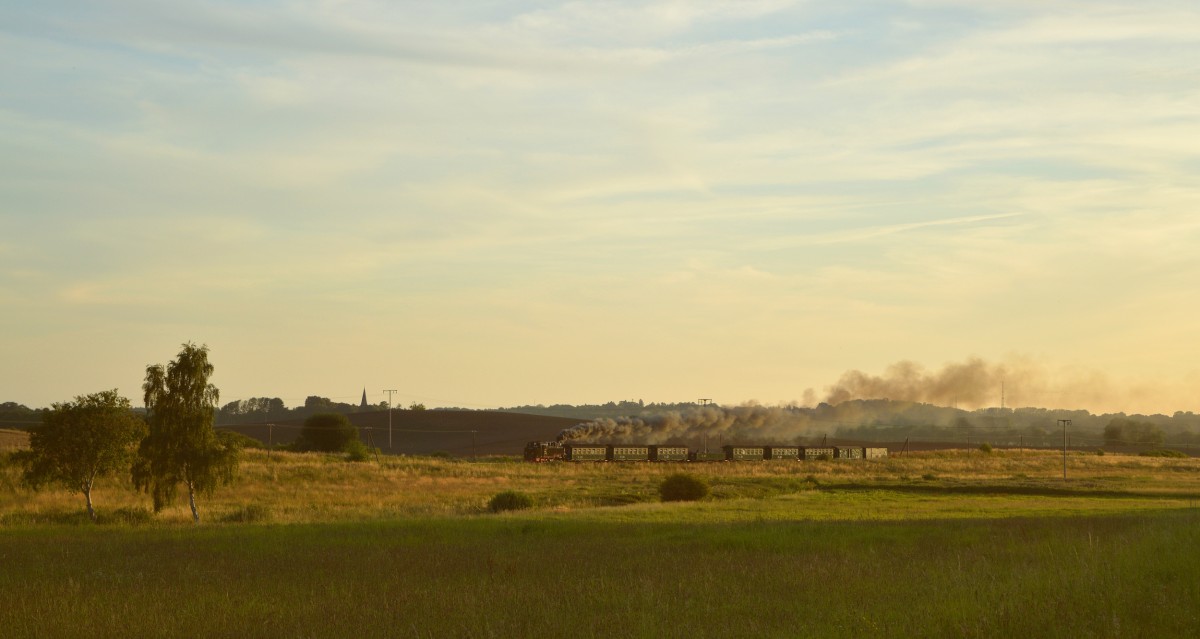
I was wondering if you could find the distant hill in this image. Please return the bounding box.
[218,410,583,457]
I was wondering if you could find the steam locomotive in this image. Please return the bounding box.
[524,442,888,462]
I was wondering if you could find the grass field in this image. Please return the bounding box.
[0,428,28,452]
[2,448,1199,637]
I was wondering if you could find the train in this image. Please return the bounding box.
[524,441,888,463]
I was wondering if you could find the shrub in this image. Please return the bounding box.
[298,413,359,452]
[1139,449,1189,458]
[659,473,709,502]
[978,442,993,454]
[488,491,533,513]
[100,506,153,525]
[220,504,272,523]
[216,429,263,450]
[922,473,938,481]
[345,440,373,462]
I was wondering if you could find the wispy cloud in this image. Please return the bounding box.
[4,0,1200,411]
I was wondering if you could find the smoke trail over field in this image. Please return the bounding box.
[557,404,815,444]
[821,356,1171,413]
[824,357,1006,408]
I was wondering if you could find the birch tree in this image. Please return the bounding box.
[132,342,239,523]
[17,390,146,522]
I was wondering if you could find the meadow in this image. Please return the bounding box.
[2,446,1198,637]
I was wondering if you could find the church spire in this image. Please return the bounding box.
[360,388,368,409]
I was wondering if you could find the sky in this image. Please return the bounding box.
[2,0,1200,414]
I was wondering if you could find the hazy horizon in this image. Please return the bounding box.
[3,2,1199,415]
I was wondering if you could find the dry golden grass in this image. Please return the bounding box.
[0,429,29,452]
[3,447,1198,525]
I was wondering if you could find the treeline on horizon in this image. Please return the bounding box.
[5,397,1200,447]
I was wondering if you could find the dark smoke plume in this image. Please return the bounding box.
[557,404,816,445]
[820,356,1152,413]
[824,357,1003,408]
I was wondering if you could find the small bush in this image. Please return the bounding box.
[345,440,373,462]
[1096,449,1106,456]
[978,442,993,454]
[216,429,264,450]
[489,491,533,513]
[298,413,360,452]
[220,504,272,523]
[99,506,153,525]
[659,473,709,502]
[1139,449,1189,458]
[922,473,938,481]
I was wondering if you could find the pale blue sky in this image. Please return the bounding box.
[3,1,1199,413]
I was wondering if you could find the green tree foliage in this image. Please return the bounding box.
[0,401,44,428]
[659,473,709,502]
[304,396,334,412]
[217,397,287,424]
[15,390,146,522]
[1104,418,1164,446]
[133,343,240,523]
[298,413,360,452]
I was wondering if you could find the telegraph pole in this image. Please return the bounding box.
[1057,419,1071,480]
[698,399,712,452]
[383,389,398,449]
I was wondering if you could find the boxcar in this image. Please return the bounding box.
[611,446,650,462]
[690,451,727,462]
[650,445,689,462]
[764,446,800,461]
[864,447,889,459]
[565,445,608,461]
[835,446,864,460]
[802,446,835,460]
[723,445,766,461]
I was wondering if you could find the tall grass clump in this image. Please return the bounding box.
[488,490,533,513]
[660,473,708,502]
[1140,449,1188,458]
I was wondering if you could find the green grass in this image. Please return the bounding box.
[3,449,1200,636]
[0,511,1197,638]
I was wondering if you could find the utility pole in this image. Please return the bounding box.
[383,389,398,450]
[1057,419,1072,480]
[698,400,712,452]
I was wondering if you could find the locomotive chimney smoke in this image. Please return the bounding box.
[824,357,1007,409]
[820,355,1138,412]
[557,404,815,445]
